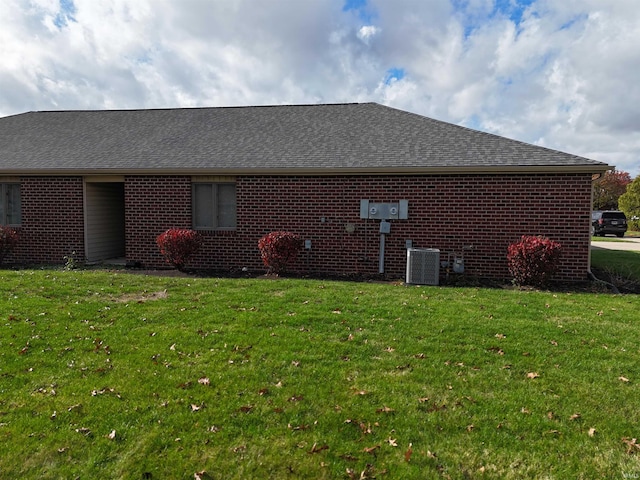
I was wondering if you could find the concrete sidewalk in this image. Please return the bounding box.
[591,236,640,252]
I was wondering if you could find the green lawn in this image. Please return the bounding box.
[1,269,639,479]
[591,248,640,287]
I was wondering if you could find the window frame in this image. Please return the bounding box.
[191,179,237,231]
[1,182,21,226]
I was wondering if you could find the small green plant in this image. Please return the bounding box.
[0,225,19,265]
[507,235,562,287]
[63,251,79,270]
[258,231,302,275]
[156,228,203,270]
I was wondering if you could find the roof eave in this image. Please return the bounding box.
[1,164,613,177]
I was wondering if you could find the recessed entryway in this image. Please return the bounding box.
[84,179,125,263]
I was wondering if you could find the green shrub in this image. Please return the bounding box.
[258,231,302,275]
[0,225,19,265]
[156,228,203,270]
[507,235,562,287]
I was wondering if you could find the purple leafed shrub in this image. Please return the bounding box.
[0,225,19,265]
[507,235,562,287]
[156,228,203,270]
[258,231,302,275]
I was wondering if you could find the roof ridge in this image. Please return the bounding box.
[17,102,373,116]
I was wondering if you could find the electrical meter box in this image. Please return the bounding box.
[360,200,408,220]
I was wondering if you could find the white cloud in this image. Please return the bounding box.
[357,25,380,43]
[0,0,638,176]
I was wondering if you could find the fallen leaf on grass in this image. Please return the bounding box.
[288,423,310,431]
[106,430,116,440]
[527,372,540,379]
[239,405,254,413]
[376,406,395,413]
[91,387,121,398]
[75,427,92,437]
[308,443,329,454]
[194,471,213,480]
[623,437,640,454]
[346,465,377,480]
[404,443,413,462]
[619,376,630,383]
[588,428,597,437]
[363,444,380,454]
[569,413,582,421]
[191,404,203,412]
[495,333,506,339]
[384,346,395,353]
[198,377,210,386]
[387,437,398,447]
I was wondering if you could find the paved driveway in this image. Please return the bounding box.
[591,236,640,252]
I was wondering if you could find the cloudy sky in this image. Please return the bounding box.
[1,0,639,176]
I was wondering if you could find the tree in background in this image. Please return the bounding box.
[593,170,631,210]
[618,175,640,231]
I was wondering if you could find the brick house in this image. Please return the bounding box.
[0,103,609,281]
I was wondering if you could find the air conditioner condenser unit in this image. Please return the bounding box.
[406,248,440,285]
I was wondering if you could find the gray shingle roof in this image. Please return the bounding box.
[0,102,609,175]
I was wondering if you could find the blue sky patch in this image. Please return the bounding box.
[54,0,77,29]
[385,68,405,85]
[453,0,536,38]
[493,0,535,25]
[343,0,377,24]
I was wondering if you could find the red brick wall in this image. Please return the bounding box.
[8,176,85,265]
[8,173,593,282]
[124,176,192,267]
[209,173,591,281]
